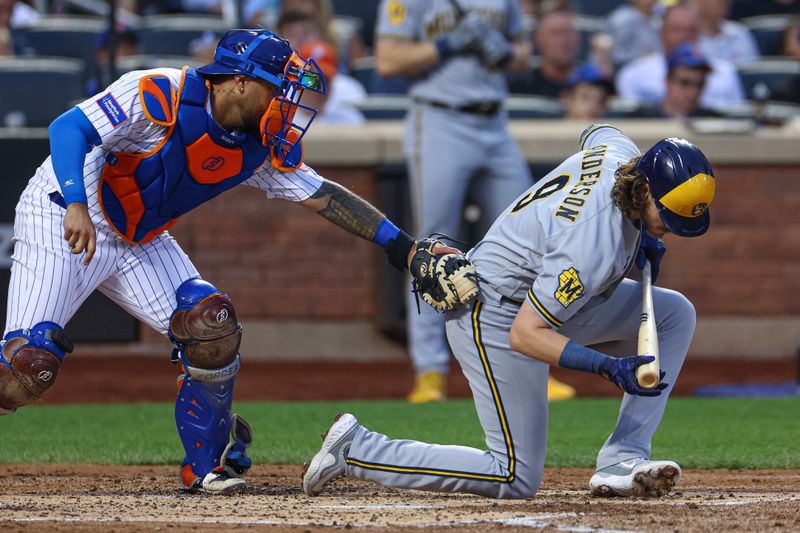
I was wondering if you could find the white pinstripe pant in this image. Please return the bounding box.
[4,180,199,337]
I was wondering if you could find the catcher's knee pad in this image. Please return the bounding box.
[176,357,252,486]
[169,278,242,369]
[0,322,74,413]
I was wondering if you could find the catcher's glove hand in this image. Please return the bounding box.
[409,238,479,312]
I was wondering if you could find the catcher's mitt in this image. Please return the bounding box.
[409,238,479,312]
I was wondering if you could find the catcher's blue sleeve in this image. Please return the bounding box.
[48,107,102,205]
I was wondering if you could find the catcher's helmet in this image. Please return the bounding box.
[636,138,715,237]
[197,29,326,167]
[199,29,293,86]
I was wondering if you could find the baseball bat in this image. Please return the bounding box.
[636,259,660,388]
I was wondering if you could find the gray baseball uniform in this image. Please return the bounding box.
[343,125,696,497]
[376,0,533,375]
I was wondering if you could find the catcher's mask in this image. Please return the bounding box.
[198,29,327,170]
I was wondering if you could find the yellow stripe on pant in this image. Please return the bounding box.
[346,301,516,483]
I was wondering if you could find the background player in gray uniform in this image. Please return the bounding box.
[374,0,561,403]
[303,124,717,498]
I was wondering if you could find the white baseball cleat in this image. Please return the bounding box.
[302,413,360,496]
[182,468,247,494]
[589,458,681,497]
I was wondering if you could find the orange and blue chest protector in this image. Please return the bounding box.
[98,68,270,245]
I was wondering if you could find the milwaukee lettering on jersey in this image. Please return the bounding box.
[97,94,128,128]
[555,145,608,223]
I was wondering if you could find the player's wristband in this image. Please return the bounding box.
[558,340,610,375]
[384,228,415,272]
[433,36,453,59]
[373,218,400,247]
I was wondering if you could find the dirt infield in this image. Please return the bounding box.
[0,465,797,532]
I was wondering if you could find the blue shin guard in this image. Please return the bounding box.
[175,356,251,488]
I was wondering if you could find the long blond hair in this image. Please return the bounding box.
[611,157,649,215]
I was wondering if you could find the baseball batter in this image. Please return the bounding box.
[374,0,551,402]
[304,124,716,498]
[0,29,448,494]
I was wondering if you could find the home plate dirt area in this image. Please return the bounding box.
[0,465,797,532]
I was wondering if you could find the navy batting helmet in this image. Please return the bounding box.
[636,138,715,237]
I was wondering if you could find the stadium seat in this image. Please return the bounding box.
[736,58,800,101]
[742,15,794,57]
[115,54,206,74]
[331,0,379,49]
[139,15,230,56]
[17,16,106,74]
[355,95,410,120]
[570,0,625,18]
[506,95,563,119]
[0,57,85,127]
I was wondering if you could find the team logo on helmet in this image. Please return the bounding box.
[202,156,225,172]
[216,308,229,323]
[37,370,53,382]
[555,267,585,308]
[691,203,708,216]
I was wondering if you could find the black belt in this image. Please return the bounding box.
[415,98,502,117]
[49,191,67,209]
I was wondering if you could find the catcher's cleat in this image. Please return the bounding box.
[547,376,576,401]
[302,413,360,496]
[182,465,246,494]
[589,458,681,498]
[407,371,446,404]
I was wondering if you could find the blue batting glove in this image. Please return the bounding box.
[599,356,668,397]
[636,230,666,283]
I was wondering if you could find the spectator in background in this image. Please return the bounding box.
[508,4,579,97]
[247,0,367,71]
[772,19,800,104]
[85,26,139,96]
[785,18,800,58]
[606,0,662,68]
[242,0,281,28]
[0,0,34,54]
[637,43,721,119]
[0,27,11,56]
[696,0,759,64]
[9,0,37,27]
[277,10,365,124]
[616,3,744,110]
[560,62,613,120]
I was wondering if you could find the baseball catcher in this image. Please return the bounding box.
[0,28,475,494]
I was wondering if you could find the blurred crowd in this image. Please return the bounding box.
[0,0,799,126]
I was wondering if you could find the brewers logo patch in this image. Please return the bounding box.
[387,0,407,25]
[555,267,584,308]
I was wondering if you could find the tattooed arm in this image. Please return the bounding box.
[300,179,416,271]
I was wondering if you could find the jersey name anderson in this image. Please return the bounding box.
[556,144,608,223]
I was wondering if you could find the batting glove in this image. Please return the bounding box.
[599,356,668,397]
[476,24,512,70]
[433,12,483,58]
[636,230,666,283]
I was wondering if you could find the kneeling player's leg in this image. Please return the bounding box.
[0,322,74,413]
[169,278,252,493]
[343,301,548,499]
[557,279,696,468]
